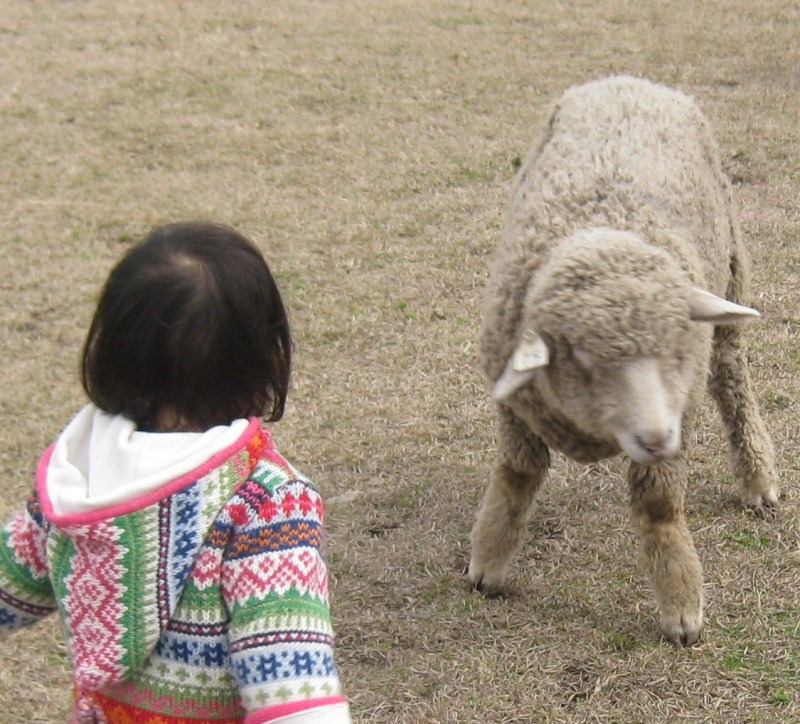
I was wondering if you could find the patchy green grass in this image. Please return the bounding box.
[723,530,771,549]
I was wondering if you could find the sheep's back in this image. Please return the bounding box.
[482,76,735,378]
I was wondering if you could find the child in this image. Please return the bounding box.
[0,223,352,724]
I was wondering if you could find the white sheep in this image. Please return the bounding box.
[468,75,779,646]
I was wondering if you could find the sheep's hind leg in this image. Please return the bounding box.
[629,457,703,646]
[468,406,550,595]
[709,323,779,508]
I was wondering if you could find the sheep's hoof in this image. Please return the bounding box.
[470,577,505,599]
[466,563,505,598]
[660,611,703,647]
[740,485,780,512]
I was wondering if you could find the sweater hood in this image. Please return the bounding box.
[36,405,271,691]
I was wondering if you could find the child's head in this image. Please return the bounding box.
[82,222,292,431]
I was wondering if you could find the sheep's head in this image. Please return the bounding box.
[493,229,760,464]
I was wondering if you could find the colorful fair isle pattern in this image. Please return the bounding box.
[0,421,347,722]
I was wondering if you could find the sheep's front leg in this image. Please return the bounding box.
[629,457,703,646]
[469,406,550,595]
[709,323,779,507]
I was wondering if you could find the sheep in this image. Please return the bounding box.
[467,75,779,646]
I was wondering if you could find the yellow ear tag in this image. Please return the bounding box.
[512,332,549,371]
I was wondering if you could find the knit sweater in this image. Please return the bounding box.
[0,406,351,723]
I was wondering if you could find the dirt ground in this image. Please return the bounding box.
[1,1,798,722]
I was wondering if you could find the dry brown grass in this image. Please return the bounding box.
[1,1,798,722]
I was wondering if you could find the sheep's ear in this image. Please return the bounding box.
[492,331,550,402]
[689,287,761,323]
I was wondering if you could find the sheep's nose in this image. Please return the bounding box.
[645,442,668,459]
[636,431,676,459]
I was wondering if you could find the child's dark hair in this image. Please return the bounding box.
[82,222,292,430]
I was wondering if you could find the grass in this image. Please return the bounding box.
[1,0,799,722]
[723,530,772,549]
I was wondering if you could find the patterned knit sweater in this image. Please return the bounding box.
[0,407,350,723]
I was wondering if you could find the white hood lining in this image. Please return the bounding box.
[46,405,250,516]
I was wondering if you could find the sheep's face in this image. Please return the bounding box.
[549,350,691,464]
[492,323,699,463]
[492,282,761,464]
[597,356,685,463]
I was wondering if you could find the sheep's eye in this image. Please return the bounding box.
[571,347,594,374]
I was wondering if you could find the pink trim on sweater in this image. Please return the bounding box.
[244,697,350,724]
[35,444,57,517]
[263,445,293,474]
[37,417,268,526]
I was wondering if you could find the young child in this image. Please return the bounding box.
[0,223,352,723]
